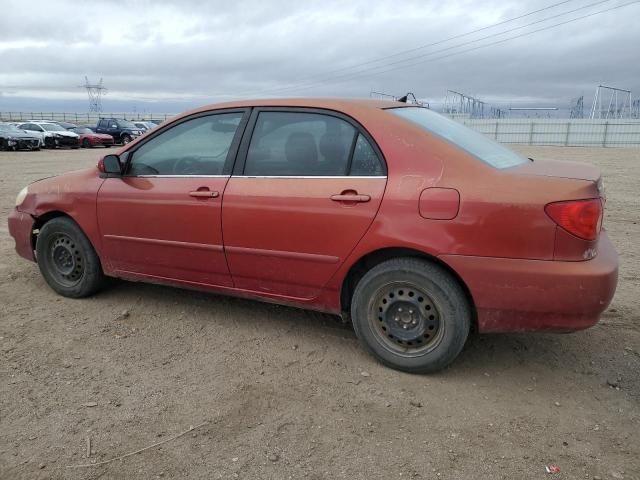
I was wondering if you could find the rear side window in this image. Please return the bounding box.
[128,113,243,176]
[389,107,527,169]
[244,112,356,176]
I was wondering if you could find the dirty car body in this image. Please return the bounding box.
[8,98,618,372]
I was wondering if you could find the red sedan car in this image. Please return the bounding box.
[71,127,114,148]
[8,99,618,372]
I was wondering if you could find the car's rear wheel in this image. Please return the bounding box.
[36,217,106,298]
[121,134,131,145]
[351,258,470,373]
[82,138,91,148]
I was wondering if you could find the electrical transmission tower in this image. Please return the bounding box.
[632,99,640,119]
[80,76,107,113]
[569,96,584,119]
[589,85,631,119]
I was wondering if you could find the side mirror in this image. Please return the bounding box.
[98,154,122,175]
[111,124,118,128]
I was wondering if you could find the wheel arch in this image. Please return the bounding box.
[31,211,85,252]
[340,247,477,331]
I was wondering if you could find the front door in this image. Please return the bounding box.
[97,110,247,287]
[222,109,387,299]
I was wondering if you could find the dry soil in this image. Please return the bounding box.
[0,145,638,479]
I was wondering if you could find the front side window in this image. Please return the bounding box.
[389,107,527,169]
[244,112,356,176]
[127,113,243,176]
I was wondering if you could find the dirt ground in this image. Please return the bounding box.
[0,145,638,480]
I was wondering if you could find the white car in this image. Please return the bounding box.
[8,122,46,147]
[19,121,80,149]
[133,121,157,132]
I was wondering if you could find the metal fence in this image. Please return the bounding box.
[2,111,640,147]
[0,111,176,124]
[453,118,640,147]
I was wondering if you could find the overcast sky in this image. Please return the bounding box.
[1,0,639,113]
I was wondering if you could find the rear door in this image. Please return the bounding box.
[97,109,248,287]
[222,108,387,299]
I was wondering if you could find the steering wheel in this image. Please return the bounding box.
[173,156,201,175]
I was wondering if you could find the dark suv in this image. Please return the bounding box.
[95,118,143,145]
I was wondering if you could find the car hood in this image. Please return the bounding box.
[28,167,97,189]
[49,130,79,138]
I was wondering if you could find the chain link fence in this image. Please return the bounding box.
[2,112,640,147]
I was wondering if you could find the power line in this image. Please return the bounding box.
[248,0,620,96]
[284,0,579,83]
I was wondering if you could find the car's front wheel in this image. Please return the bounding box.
[36,217,106,298]
[82,138,91,148]
[351,258,471,373]
[121,134,131,145]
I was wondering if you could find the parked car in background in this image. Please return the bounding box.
[70,127,115,148]
[19,121,80,148]
[0,123,41,150]
[6,122,46,147]
[133,121,157,132]
[95,118,142,145]
[52,121,78,130]
[8,98,618,373]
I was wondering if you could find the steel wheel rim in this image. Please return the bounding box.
[368,282,444,357]
[47,233,85,287]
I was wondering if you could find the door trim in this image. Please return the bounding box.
[104,234,224,252]
[225,245,340,264]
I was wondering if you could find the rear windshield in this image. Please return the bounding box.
[389,107,527,169]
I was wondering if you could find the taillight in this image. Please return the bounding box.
[545,198,603,241]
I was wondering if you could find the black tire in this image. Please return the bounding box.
[350,258,471,373]
[36,217,106,298]
[121,134,131,145]
[82,138,91,148]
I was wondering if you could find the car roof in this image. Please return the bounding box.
[173,97,407,121]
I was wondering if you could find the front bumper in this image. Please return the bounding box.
[8,209,35,262]
[441,231,619,333]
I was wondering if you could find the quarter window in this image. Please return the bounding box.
[127,113,243,176]
[350,134,384,176]
[244,112,356,176]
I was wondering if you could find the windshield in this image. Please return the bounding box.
[119,120,137,129]
[389,107,527,169]
[41,123,67,132]
[74,128,93,134]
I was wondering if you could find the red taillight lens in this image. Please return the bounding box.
[545,198,603,241]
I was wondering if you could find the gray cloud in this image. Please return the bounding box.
[0,0,638,113]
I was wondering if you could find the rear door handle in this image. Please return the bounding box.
[189,190,219,198]
[330,193,371,203]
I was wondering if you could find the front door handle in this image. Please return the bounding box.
[330,193,371,203]
[189,190,219,198]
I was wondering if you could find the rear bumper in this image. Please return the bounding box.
[8,209,35,262]
[440,231,618,333]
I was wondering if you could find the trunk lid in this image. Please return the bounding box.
[511,158,600,183]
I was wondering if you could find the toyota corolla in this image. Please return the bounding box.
[8,98,618,373]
